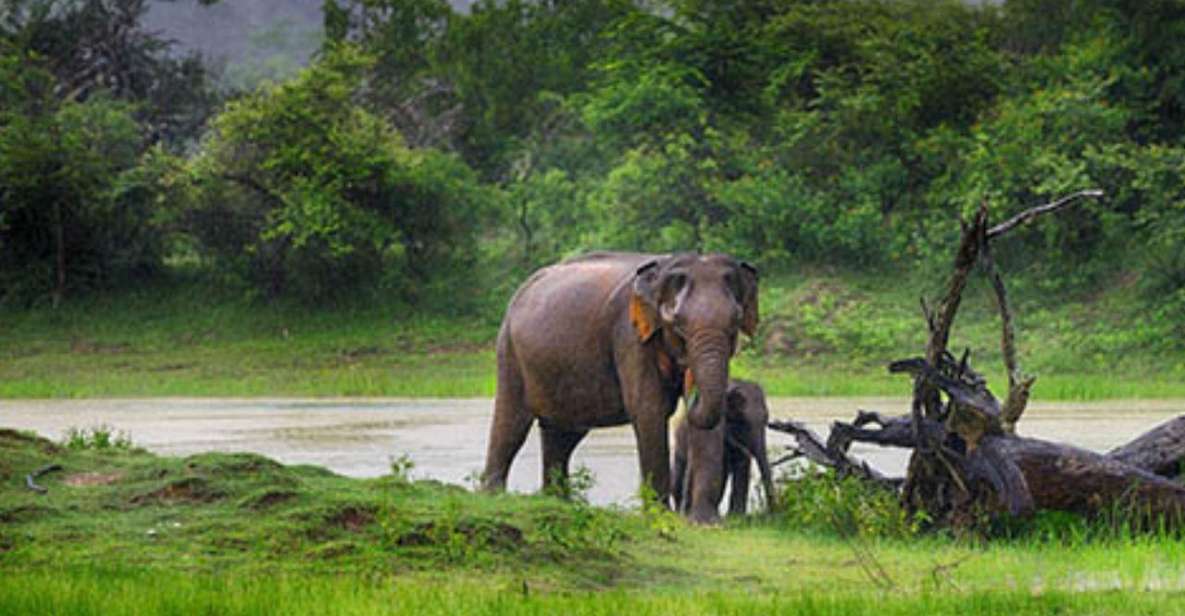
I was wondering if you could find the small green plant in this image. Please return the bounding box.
[542,465,596,503]
[431,499,478,564]
[62,425,132,451]
[533,500,625,553]
[388,454,415,483]
[636,483,680,541]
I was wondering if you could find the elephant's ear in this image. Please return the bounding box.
[739,261,759,336]
[630,259,662,343]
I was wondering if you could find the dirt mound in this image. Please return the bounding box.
[131,476,225,505]
[0,429,59,453]
[326,505,375,532]
[184,452,284,476]
[241,488,298,510]
[397,519,524,550]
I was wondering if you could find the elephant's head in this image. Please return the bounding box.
[630,253,759,429]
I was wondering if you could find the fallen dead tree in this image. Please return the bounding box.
[770,190,1185,529]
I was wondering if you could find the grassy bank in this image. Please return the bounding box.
[5,427,1185,614]
[2,269,1181,399]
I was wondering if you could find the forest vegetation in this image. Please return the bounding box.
[3,0,1185,395]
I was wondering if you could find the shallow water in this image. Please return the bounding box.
[2,397,1182,505]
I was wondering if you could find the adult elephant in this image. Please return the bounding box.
[480,251,758,503]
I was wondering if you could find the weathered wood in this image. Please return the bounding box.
[827,411,940,453]
[979,238,1035,433]
[980,435,1185,523]
[920,207,988,421]
[825,410,1185,479]
[1108,415,1185,478]
[767,420,897,488]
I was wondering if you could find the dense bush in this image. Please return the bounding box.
[0,0,216,304]
[0,62,159,303]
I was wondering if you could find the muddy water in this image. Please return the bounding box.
[2,398,1183,505]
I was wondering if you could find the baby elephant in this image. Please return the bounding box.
[671,379,775,524]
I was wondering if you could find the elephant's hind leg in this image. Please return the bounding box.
[541,424,589,496]
[481,356,534,492]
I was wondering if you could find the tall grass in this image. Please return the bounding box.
[2,570,1183,616]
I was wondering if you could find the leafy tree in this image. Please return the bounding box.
[0,57,157,303]
[186,46,493,302]
[1,0,219,148]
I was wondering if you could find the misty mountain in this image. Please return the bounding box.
[143,0,473,89]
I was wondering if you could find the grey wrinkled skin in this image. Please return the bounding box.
[480,251,759,504]
[671,380,776,525]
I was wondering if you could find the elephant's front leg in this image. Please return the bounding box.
[632,411,672,506]
[687,425,726,524]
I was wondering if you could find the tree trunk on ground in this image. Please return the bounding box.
[1108,416,1185,479]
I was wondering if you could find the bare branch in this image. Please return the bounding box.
[986,189,1104,240]
[979,235,1034,432]
[768,419,897,488]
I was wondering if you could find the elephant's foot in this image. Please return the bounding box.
[687,507,722,526]
[479,471,508,493]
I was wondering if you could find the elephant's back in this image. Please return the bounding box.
[508,252,658,320]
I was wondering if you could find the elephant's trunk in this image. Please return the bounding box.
[686,329,731,430]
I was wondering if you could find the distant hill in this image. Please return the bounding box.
[142,0,322,89]
[144,0,323,63]
[144,0,475,73]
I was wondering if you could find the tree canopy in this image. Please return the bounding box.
[2,0,1185,314]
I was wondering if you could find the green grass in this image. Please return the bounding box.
[2,268,1182,399]
[6,570,1185,616]
[6,428,1185,614]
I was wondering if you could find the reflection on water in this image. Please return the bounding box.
[2,397,1182,505]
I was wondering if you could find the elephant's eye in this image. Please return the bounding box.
[667,273,688,292]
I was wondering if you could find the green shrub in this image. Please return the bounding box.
[775,466,918,540]
[63,425,133,451]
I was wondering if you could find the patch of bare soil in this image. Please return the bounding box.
[326,505,375,532]
[64,472,124,487]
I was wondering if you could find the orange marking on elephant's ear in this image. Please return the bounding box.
[683,368,696,398]
[629,294,657,342]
